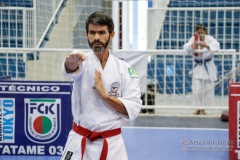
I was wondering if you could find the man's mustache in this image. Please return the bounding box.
[92,40,104,45]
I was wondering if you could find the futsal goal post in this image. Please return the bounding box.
[117,49,238,112]
[0,48,238,111]
[142,50,239,110]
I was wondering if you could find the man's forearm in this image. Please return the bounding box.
[101,93,128,116]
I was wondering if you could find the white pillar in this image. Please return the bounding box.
[122,1,129,50]
[112,1,119,53]
[138,1,148,50]
[147,0,170,49]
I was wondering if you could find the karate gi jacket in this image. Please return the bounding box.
[61,50,142,160]
[183,35,220,82]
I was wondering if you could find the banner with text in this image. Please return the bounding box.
[0,81,72,156]
[229,82,240,160]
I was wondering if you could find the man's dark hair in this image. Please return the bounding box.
[86,11,114,34]
[196,24,208,34]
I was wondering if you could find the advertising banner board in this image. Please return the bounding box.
[0,81,72,156]
[229,83,240,160]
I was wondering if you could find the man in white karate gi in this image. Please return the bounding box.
[60,11,142,160]
[183,24,220,115]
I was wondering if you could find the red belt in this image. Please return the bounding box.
[72,122,121,160]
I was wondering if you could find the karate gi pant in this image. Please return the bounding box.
[61,129,128,160]
[192,79,215,107]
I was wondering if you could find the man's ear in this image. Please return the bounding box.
[110,31,115,39]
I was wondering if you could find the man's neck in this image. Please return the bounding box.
[96,49,109,69]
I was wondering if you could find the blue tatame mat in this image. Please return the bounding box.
[0,127,228,160]
[123,127,228,160]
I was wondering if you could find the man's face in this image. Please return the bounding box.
[87,24,113,54]
[197,28,206,41]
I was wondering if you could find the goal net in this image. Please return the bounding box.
[0,0,112,48]
[0,0,240,114]
[148,1,240,51]
[0,0,112,79]
[145,1,240,113]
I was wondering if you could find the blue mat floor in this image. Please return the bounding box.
[0,127,228,160]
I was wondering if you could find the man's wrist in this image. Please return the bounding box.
[65,62,79,73]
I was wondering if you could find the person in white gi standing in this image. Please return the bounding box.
[183,24,220,115]
[60,11,142,160]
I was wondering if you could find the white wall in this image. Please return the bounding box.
[112,1,148,51]
[147,0,170,49]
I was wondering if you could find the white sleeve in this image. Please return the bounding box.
[202,36,220,60]
[117,66,142,121]
[183,37,195,54]
[208,36,220,52]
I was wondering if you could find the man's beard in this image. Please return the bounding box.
[88,38,110,54]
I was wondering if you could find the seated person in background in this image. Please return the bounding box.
[141,80,159,114]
